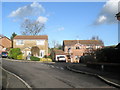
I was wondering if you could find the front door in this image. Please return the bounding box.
[39,50,45,58]
[31,46,40,57]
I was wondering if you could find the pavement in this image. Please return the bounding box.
[67,64,120,88]
[2,67,31,89]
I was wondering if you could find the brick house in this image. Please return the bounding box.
[13,35,48,59]
[0,36,12,53]
[63,40,104,63]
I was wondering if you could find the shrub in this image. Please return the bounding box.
[17,54,23,60]
[8,48,22,59]
[30,56,40,61]
[47,56,51,59]
[44,55,51,59]
[40,58,52,62]
[80,55,95,63]
[95,47,120,63]
[44,55,47,58]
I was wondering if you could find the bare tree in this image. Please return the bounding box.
[21,19,44,35]
[51,40,62,49]
[91,36,100,40]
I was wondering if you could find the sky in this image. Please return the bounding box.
[2,0,119,47]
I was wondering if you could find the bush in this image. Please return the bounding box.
[44,55,51,59]
[80,55,95,63]
[17,54,23,60]
[44,55,47,58]
[95,47,120,63]
[30,56,40,61]
[8,48,22,59]
[40,58,52,62]
[47,56,51,59]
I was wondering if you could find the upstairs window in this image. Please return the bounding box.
[96,46,101,49]
[76,46,80,49]
[86,46,93,49]
[36,40,45,45]
[68,48,71,53]
[16,40,24,45]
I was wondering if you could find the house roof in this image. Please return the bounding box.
[0,36,11,42]
[54,50,66,55]
[115,43,120,49]
[14,35,48,40]
[63,40,104,46]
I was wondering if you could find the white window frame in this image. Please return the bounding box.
[96,46,101,49]
[16,40,24,45]
[36,40,45,45]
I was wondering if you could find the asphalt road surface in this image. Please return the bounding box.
[2,59,114,88]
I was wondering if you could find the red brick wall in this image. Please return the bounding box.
[64,44,103,62]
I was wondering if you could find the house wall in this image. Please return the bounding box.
[64,44,102,62]
[0,37,12,48]
[0,46,3,53]
[13,39,48,59]
[0,37,12,53]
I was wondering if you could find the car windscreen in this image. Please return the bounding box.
[59,56,65,58]
[2,52,8,54]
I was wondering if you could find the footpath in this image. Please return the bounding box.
[1,67,31,89]
[67,64,120,88]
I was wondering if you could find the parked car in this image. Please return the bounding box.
[58,56,66,62]
[1,51,8,58]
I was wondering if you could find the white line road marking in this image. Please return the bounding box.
[51,65,55,68]
[56,66,59,69]
[60,67,64,70]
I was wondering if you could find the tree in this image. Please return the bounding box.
[91,36,104,45]
[10,32,17,40]
[91,36,99,40]
[58,45,62,50]
[21,19,44,35]
[51,40,62,49]
[10,32,17,48]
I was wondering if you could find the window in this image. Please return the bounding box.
[16,40,24,45]
[96,46,101,49]
[68,48,71,53]
[36,40,45,45]
[86,46,92,49]
[76,46,80,49]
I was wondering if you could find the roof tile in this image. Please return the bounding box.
[14,35,48,40]
[63,40,104,46]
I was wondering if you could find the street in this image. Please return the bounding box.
[2,59,114,88]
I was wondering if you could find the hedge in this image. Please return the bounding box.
[30,56,40,61]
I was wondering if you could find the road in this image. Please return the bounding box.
[2,59,114,88]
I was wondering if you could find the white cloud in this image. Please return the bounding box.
[9,2,45,18]
[93,0,120,25]
[96,15,107,24]
[37,16,48,23]
[57,27,64,31]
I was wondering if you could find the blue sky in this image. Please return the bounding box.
[2,1,119,47]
